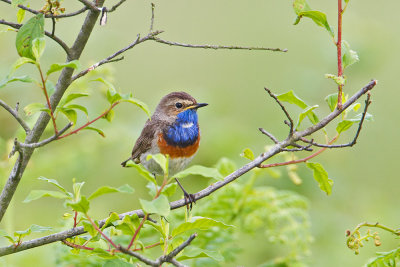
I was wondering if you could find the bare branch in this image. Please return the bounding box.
[0,99,31,134]
[259,128,279,144]
[149,3,155,32]
[163,233,197,259]
[106,0,127,12]
[118,246,158,266]
[0,0,88,18]
[264,87,294,135]
[0,19,70,57]
[71,31,163,81]
[282,144,313,152]
[300,93,372,148]
[153,37,288,52]
[77,0,99,12]
[18,123,73,149]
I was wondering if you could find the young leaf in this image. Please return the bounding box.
[38,176,70,195]
[306,162,333,195]
[106,88,122,104]
[171,217,234,237]
[120,98,151,118]
[103,109,115,122]
[88,184,134,200]
[24,103,47,116]
[14,224,52,239]
[125,162,157,184]
[46,60,80,76]
[325,93,338,112]
[277,90,307,109]
[177,247,224,262]
[336,120,355,134]
[59,92,89,107]
[65,104,88,116]
[146,182,177,197]
[174,165,223,180]
[240,148,255,161]
[115,214,140,235]
[66,196,90,213]
[216,157,237,176]
[139,195,170,217]
[15,13,45,60]
[16,8,26,23]
[82,221,98,237]
[102,212,120,230]
[342,40,359,69]
[60,108,77,125]
[32,37,45,61]
[10,57,36,75]
[92,77,116,92]
[82,127,106,137]
[0,75,34,89]
[325,74,346,86]
[23,190,70,203]
[146,154,168,176]
[296,105,319,129]
[0,229,15,244]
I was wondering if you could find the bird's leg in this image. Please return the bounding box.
[175,178,196,210]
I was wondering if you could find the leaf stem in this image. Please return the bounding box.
[37,64,58,134]
[57,101,120,140]
[85,213,118,249]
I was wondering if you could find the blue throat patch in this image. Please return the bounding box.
[164,109,199,147]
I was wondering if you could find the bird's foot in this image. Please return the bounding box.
[175,178,196,211]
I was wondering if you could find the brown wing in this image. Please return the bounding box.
[130,119,159,162]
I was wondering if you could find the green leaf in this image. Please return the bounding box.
[59,92,89,106]
[14,224,52,239]
[103,109,115,122]
[0,75,34,89]
[120,98,151,119]
[296,105,319,129]
[215,157,237,176]
[88,184,134,200]
[297,10,334,37]
[306,162,333,195]
[115,214,139,235]
[0,229,15,244]
[16,8,26,23]
[177,247,224,262]
[23,103,49,116]
[66,196,90,213]
[60,108,77,125]
[240,148,255,161]
[10,57,36,75]
[38,176,69,195]
[102,212,120,230]
[325,93,339,112]
[325,74,346,86]
[172,217,234,237]
[342,40,359,69]
[23,190,69,203]
[146,182,177,197]
[277,90,307,109]
[45,80,55,96]
[139,195,170,217]
[32,37,45,61]
[15,13,45,60]
[82,221,98,237]
[46,60,80,76]
[174,165,223,180]
[336,120,355,134]
[65,104,88,116]
[125,163,157,184]
[83,127,106,137]
[106,88,121,104]
[92,77,116,91]
[146,154,168,176]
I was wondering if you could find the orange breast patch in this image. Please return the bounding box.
[157,133,200,158]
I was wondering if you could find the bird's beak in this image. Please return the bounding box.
[186,103,208,110]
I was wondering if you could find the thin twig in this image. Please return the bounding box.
[106,0,127,12]
[18,123,72,149]
[281,144,313,152]
[264,87,294,135]
[0,99,31,134]
[0,19,70,56]
[300,93,372,148]
[77,0,100,12]
[48,1,56,36]
[259,128,278,144]
[0,0,88,18]
[164,233,197,259]
[149,3,155,32]
[118,246,159,266]
[62,239,94,251]
[37,65,58,134]
[153,37,288,52]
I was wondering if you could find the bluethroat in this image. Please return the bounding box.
[121,92,208,207]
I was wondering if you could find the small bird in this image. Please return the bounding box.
[121,92,208,206]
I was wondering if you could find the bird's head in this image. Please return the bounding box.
[154,92,208,122]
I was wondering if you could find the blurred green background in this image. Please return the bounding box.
[1,0,399,266]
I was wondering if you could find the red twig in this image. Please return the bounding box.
[133,241,161,251]
[38,65,58,134]
[337,0,343,110]
[57,101,120,140]
[62,239,94,251]
[85,213,119,249]
[259,136,339,168]
[73,211,78,228]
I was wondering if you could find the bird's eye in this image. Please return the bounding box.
[175,102,183,108]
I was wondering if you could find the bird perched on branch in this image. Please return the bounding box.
[121,92,208,207]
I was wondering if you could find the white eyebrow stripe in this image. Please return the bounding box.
[182,122,194,128]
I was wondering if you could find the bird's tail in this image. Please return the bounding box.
[121,157,132,167]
